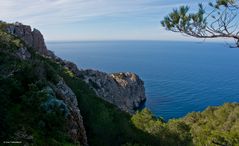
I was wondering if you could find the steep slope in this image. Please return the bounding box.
[0,21,158,146]
[0,21,87,145]
[5,22,147,114]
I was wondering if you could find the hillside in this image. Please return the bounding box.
[0,21,159,146]
[0,21,238,146]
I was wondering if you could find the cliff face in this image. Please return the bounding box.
[2,22,88,146]
[3,21,147,133]
[5,22,48,55]
[55,79,88,145]
[81,70,146,114]
[49,47,147,113]
[5,22,147,114]
[59,61,146,114]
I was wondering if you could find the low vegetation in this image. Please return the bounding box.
[132,103,239,146]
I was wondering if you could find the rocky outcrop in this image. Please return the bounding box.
[4,21,146,121]
[55,79,88,146]
[32,28,48,55]
[2,22,88,145]
[3,22,147,114]
[58,58,147,114]
[5,22,48,55]
[63,60,83,76]
[55,53,147,114]
[80,70,146,114]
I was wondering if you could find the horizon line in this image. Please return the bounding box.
[46,39,231,43]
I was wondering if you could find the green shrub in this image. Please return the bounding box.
[131,103,239,146]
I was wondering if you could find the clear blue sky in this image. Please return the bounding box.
[1,0,212,41]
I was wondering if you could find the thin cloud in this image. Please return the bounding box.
[0,0,203,41]
[0,0,195,26]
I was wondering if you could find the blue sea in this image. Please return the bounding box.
[47,41,239,120]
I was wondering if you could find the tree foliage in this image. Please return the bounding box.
[161,0,239,47]
[132,109,193,146]
[132,103,239,146]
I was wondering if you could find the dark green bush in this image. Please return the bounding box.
[131,103,239,146]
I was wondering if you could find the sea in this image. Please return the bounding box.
[47,41,239,120]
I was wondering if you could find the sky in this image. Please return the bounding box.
[0,0,225,41]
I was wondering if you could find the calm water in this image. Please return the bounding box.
[47,41,239,120]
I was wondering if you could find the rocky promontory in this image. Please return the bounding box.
[81,70,146,114]
[1,21,147,144]
[5,22,147,114]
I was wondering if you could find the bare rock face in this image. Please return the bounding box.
[32,28,48,55]
[6,22,33,46]
[80,70,146,114]
[5,22,48,55]
[55,79,88,146]
[60,60,147,114]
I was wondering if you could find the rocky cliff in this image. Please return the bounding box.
[4,21,147,120]
[55,79,88,145]
[61,60,146,113]
[5,22,49,56]
[80,70,146,114]
[2,22,88,146]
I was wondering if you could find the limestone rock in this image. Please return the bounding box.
[81,69,146,114]
[32,28,48,55]
[62,61,147,114]
[5,22,48,56]
[6,22,33,47]
[55,79,88,146]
